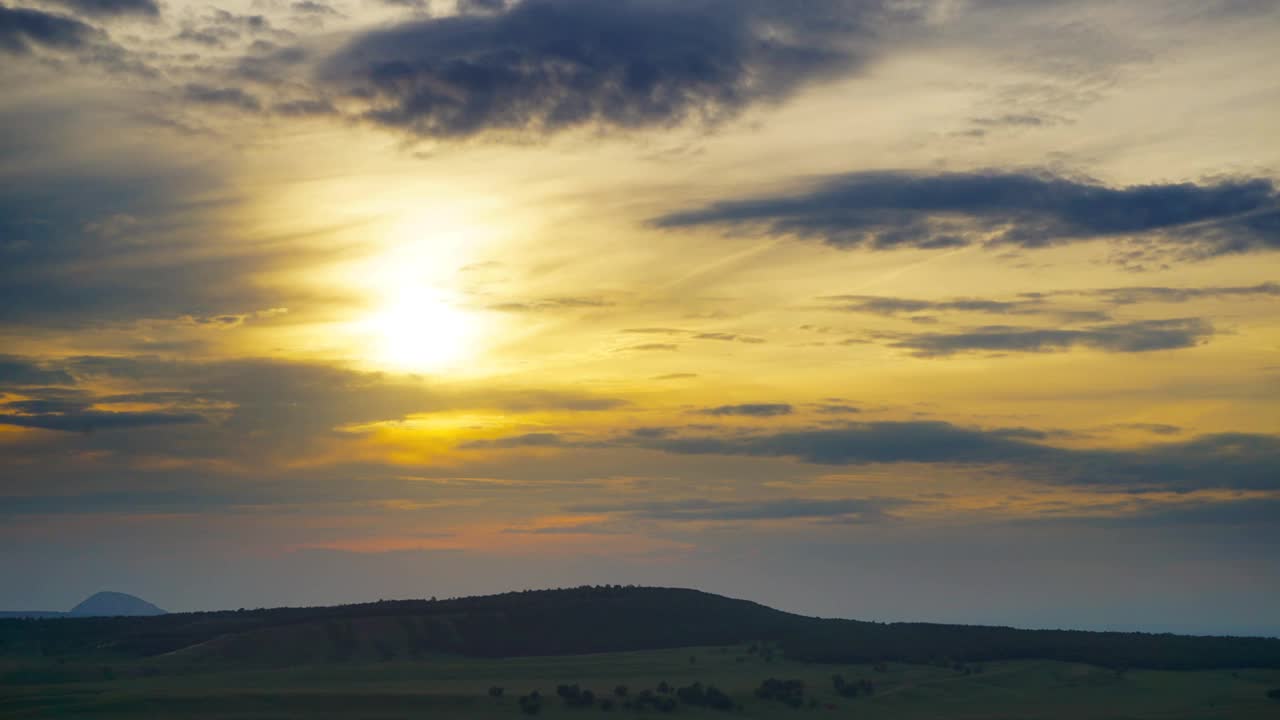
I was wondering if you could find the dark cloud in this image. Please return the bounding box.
[0,355,626,453]
[0,355,75,386]
[889,318,1214,357]
[175,27,235,46]
[319,0,914,138]
[653,171,1280,258]
[1111,423,1182,436]
[0,4,99,54]
[291,1,338,14]
[1073,282,1280,305]
[1091,497,1280,532]
[649,421,1047,465]
[2,397,90,414]
[566,497,905,522]
[823,283,1280,323]
[698,403,793,417]
[235,44,307,83]
[826,295,1038,316]
[273,98,336,116]
[635,421,1280,491]
[0,126,362,329]
[175,9,288,49]
[207,8,275,32]
[41,0,159,19]
[183,83,263,112]
[0,409,204,433]
[811,403,860,415]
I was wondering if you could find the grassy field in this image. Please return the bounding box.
[3,644,1279,719]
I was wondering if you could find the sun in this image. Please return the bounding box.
[364,286,477,372]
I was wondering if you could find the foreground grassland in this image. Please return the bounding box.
[3,645,1278,719]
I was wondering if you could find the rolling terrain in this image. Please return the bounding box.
[2,587,1279,718]
[2,586,1278,669]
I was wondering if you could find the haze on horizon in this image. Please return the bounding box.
[1,0,1277,639]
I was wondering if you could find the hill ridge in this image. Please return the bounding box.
[3,585,1279,670]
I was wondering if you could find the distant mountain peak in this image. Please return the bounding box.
[70,591,165,617]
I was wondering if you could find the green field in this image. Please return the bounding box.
[3,644,1278,719]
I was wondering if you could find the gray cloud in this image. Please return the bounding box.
[0,130,359,329]
[811,403,860,415]
[291,1,338,15]
[41,0,159,19]
[889,318,1214,357]
[273,98,336,116]
[0,355,626,449]
[649,421,1048,466]
[1070,282,1280,305]
[698,403,793,417]
[827,295,1039,317]
[0,4,99,54]
[635,421,1280,491]
[0,409,204,432]
[319,0,916,138]
[0,355,75,386]
[653,170,1280,258]
[183,84,263,112]
[566,497,905,522]
[824,283,1280,323]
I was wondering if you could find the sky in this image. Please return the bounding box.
[1,0,1278,636]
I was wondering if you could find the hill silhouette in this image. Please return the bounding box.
[2,586,1278,670]
[0,591,165,620]
[70,591,165,617]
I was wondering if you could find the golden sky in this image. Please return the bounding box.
[1,0,1278,633]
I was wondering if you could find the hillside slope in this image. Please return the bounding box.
[1,586,1277,670]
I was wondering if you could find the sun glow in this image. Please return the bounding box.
[339,203,510,373]
[365,286,478,372]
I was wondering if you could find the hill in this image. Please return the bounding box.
[70,592,165,617]
[1,586,1278,670]
[0,592,165,620]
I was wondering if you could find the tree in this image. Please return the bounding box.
[556,683,596,708]
[519,692,543,715]
[756,678,805,708]
[832,674,858,698]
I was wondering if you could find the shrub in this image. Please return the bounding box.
[756,678,805,708]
